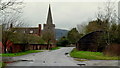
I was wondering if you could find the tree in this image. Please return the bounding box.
[96,0,118,46]
[28,34,45,44]
[109,23,120,44]
[0,0,23,15]
[85,18,109,33]
[67,28,80,44]
[42,30,55,49]
[1,0,24,53]
[57,36,70,47]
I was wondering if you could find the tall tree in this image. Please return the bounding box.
[96,0,118,46]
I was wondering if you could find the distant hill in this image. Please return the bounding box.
[55,29,68,40]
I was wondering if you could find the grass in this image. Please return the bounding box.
[70,49,120,60]
[0,62,2,68]
[0,62,5,68]
[50,47,60,50]
[0,50,42,57]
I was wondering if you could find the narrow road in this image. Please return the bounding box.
[7,47,79,66]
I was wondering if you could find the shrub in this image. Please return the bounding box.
[104,44,120,56]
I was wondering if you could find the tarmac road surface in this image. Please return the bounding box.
[7,47,78,66]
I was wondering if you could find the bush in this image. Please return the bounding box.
[104,44,120,56]
[57,37,70,47]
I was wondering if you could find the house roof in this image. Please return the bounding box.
[13,27,39,29]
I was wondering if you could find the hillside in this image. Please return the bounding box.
[55,29,68,40]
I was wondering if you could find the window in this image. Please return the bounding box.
[23,31,26,33]
[30,30,33,33]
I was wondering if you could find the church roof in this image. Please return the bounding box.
[46,4,53,25]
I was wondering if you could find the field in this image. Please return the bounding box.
[70,49,119,60]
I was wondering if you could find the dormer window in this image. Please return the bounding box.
[30,30,33,33]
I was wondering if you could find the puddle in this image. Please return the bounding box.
[65,53,69,55]
[77,63,86,66]
[20,60,33,62]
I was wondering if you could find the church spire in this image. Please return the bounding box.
[46,4,53,25]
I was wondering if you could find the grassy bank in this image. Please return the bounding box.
[50,47,60,50]
[0,50,42,57]
[0,62,5,68]
[70,49,119,60]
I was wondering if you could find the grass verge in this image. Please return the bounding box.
[50,47,60,50]
[0,62,5,68]
[0,62,2,68]
[0,50,42,57]
[70,49,119,60]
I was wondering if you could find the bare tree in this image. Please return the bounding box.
[97,0,118,23]
[77,23,87,34]
[1,0,24,53]
[96,0,118,46]
[0,0,24,14]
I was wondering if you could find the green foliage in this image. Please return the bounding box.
[57,36,70,47]
[0,62,2,68]
[0,62,6,68]
[84,18,120,52]
[2,30,45,53]
[70,49,119,60]
[67,28,80,43]
[9,32,45,44]
[42,30,55,44]
[50,47,60,50]
[28,34,45,44]
[85,19,109,34]
[98,23,120,46]
[0,50,42,57]
[109,24,120,44]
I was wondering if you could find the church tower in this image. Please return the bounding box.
[42,4,56,44]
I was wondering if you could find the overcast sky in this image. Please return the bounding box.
[22,0,119,30]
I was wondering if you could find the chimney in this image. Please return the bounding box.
[38,24,41,36]
[10,23,13,29]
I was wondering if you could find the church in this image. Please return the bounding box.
[10,5,56,43]
[2,5,56,53]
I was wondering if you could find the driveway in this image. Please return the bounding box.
[7,47,78,66]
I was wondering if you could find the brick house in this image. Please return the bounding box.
[2,5,56,53]
[10,24,41,36]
